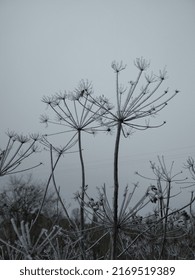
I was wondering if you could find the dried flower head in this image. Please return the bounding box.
[73,79,93,99]
[145,72,157,83]
[134,57,150,71]
[111,60,126,73]
[30,133,40,141]
[6,130,17,139]
[40,114,49,127]
[41,95,55,106]
[16,134,30,144]
[158,67,168,81]
[56,91,68,101]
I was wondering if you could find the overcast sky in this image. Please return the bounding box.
[1,0,195,211]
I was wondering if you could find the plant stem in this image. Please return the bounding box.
[159,180,171,259]
[112,121,122,259]
[78,129,86,259]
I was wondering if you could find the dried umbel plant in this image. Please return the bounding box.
[39,58,179,259]
[184,157,195,186]
[0,132,42,177]
[136,156,190,259]
[183,157,195,219]
[78,57,178,259]
[40,139,86,259]
[75,183,158,259]
[41,84,109,257]
[31,135,77,230]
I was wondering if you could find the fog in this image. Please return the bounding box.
[1,0,195,213]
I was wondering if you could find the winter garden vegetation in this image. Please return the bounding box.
[0,57,195,260]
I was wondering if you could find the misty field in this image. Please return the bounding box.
[0,58,195,259]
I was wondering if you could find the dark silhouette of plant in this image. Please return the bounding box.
[77,57,178,258]
[183,157,195,227]
[75,183,154,259]
[184,157,195,186]
[41,139,86,258]
[136,156,192,259]
[40,84,108,258]
[31,134,77,229]
[3,56,195,259]
[0,131,42,177]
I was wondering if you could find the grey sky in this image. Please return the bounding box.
[0,0,195,211]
